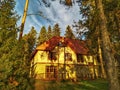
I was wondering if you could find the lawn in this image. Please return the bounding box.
[35,79,108,90]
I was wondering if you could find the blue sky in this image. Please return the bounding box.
[15,0,81,36]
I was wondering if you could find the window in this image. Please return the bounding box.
[88,62,94,66]
[58,41,65,47]
[97,55,100,63]
[77,54,84,62]
[65,53,72,61]
[48,52,57,60]
[46,66,57,79]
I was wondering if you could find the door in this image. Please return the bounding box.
[46,66,57,80]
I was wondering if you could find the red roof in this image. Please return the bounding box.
[36,36,88,54]
[30,36,89,60]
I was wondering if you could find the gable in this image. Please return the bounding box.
[31,36,89,60]
[36,36,88,54]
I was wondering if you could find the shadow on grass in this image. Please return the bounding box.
[35,79,108,90]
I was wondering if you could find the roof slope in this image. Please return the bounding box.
[36,36,88,54]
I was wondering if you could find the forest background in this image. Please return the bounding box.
[0,0,120,90]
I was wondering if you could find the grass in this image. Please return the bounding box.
[35,79,109,90]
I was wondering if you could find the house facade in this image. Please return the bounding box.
[30,36,100,81]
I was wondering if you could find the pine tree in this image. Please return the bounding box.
[10,41,34,90]
[37,26,47,45]
[76,0,120,89]
[47,25,53,39]
[65,25,75,39]
[103,0,120,60]
[53,23,61,36]
[23,26,37,60]
[0,1,18,89]
[0,0,34,89]
[95,0,120,89]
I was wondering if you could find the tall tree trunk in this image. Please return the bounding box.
[115,10,120,40]
[19,0,29,41]
[95,0,120,90]
[98,37,106,79]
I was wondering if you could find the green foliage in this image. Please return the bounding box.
[0,1,18,89]
[47,25,53,39]
[23,26,37,59]
[65,25,75,39]
[0,33,34,90]
[103,0,120,57]
[0,0,35,89]
[76,0,99,54]
[78,0,120,54]
[103,0,120,42]
[53,23,61,36]
[0,0,18,30]
[37,26,48,45]
[77,0,120,89]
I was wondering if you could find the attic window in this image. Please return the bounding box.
[58,41,65,47]
[65,53,72,61]
[41,54,43,58]
[77,54,84,62]
[48,52,57,60]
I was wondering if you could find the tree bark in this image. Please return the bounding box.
[115,10,120,40]
[98,37,106,79]
[95,0,120,90]
[19,0,29,41]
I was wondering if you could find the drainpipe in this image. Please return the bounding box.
[57,43,60,81]
[63,37,66,80]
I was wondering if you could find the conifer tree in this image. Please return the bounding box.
[76,0,120,89]
[37,26,47,45]
[65,25,75,39]
[47,25,53,39]
[53,23,61,36]
[95,0,120,89]
[0,0,34,89]
[0,1,18,89]
[23,26,37,60]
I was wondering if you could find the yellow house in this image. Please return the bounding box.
[30,36,100,81]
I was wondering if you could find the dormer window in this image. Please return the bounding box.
[77,54,84,63]
[48,52,57,60]
[65,53,72,61]
[58,41,65,47]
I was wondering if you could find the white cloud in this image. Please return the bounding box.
[15,0,82,35]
